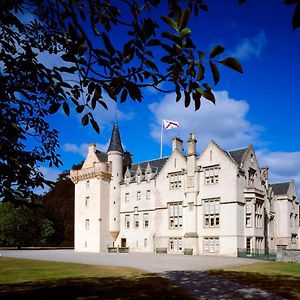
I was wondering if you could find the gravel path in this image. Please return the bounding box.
[0,249,263,273]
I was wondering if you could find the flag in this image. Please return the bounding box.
[163,119,179,130]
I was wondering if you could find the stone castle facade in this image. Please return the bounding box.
[70,121,299,256]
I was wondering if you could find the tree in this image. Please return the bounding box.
[0,0,298,202]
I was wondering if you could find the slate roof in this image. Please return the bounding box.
[270,182,291,195]
[107,121,123,153]
[96,150,108,162]
[228,147,248,165]
[130,157,169,176]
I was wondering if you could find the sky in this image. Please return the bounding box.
[37,0,300,195]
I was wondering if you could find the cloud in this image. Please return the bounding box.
[149,90,262,151]
[256,150,300,195]
[62,142,110,157]
[231,31,267,61]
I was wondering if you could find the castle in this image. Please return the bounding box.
[70,121,299,256]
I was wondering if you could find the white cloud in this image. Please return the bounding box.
[149,90,262,151]
[62,142,110,157]
[256,150,300,195]
[231,31,267,61]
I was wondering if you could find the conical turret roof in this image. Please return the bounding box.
[107,121,124,153]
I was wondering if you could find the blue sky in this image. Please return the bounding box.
[38,1,300,194]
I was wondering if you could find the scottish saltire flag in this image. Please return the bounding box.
[163,119,179,130]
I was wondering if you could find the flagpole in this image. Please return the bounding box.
[160,120,163,158]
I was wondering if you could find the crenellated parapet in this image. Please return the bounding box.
[70,163,111,183]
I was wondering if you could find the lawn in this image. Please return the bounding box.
[207,262,300,299]
[0,257,194,299]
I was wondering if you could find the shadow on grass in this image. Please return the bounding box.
[0,275,195,300]
[207,270,300,300]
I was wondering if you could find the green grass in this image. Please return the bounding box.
[224,261,300,277]
[0,257,142,284]
[207,262,300,299]
[0,258,194,299]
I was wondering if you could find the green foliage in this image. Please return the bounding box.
[0,203,35,247]
[40,219,55,244]
[0,202,56,247]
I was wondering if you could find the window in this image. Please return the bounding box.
[255,237,263,250]
[169,202,183,229]
[143,213,149,228]
[204,237,219,253]
[291,234,297,245]
[144,238,148,248]
[248,169,256,186]
[245,199,252,227]
[204,165,220,184]
[146,190,151,200]
[290,213,293,227]
[169,237,182,252]
[86,180,90,189]
[85,219,90,230]
[125,215,130,229]
[85,196,89,207]
[137,191,141,201]
[134,214,139,228]
[169,173,182,189]
[125,193,129,202]
[255,201,263,228]
[203,198,220,228]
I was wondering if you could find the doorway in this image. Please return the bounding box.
[121,238,127,247]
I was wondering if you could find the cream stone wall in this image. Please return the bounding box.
[72,131,299,256]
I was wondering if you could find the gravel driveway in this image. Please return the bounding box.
[0,249,263,273]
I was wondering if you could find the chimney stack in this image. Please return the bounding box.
[172,137,183,154]
[187,133,197,156]
[88,143,96,154]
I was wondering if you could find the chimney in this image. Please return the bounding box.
[187,133,197,156]
[172,137,183,153]
[88,143,96,154]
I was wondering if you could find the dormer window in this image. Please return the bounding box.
[250,153,254,163]
[136,173,142,183]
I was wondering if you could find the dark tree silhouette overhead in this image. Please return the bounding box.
[0,0,298,202]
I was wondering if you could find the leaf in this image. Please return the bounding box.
[101,33,115,55]
[120,88,128,103]
[91,119,100,134]
[77,44,87,56]
[292,2,300,30]
[99,100,108,110]
[82,114,89,126]
[192,92,201,110]
[63,102,70,116]
[179,8,191,31]
[184,91,191,107]
[179,27,191,39]
[76,105,85,113]
[161,16,178,32]
[161,31,181,44]
[147,39,161,46]
[175,83,181,102]
[219,57,243,73]
[49,103,61,114]
[200,3,209,11]
[88,81,95,94]
[68,23,77,40]
[210,62,220,85]
[210,45,224,59]
[197,63,205,81]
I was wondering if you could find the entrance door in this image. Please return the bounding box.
[121,238,127,247]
